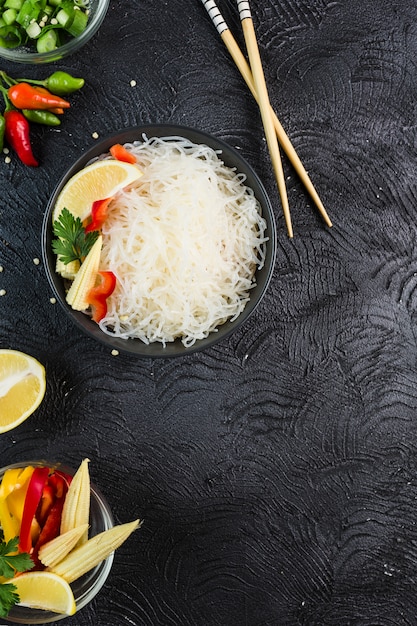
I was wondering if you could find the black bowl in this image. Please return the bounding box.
[42,124,277,357]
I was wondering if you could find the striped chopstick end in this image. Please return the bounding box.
[200,0,228,35]
[237,0,252,20]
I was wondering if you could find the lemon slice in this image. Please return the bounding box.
[52,159,143,223]
[9,571,76,615]
[0,349,46,433]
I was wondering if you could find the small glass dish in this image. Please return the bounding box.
[0,460,114,624]
[0,0,109,64]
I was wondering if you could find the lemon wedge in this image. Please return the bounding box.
[9,571,76,615]
[0,349,46,433]
[52,159,143,223]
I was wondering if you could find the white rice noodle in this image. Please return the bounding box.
[98,135,268,347]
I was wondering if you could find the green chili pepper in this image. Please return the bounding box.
[12,71,85,96]
[0,113,5,152]
[22,108,61,126]
[44,71,85,96]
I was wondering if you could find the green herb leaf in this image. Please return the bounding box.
[52,207,99,265]
[0,537,33,578]
[0,582,19,618]
[0,537,33,617]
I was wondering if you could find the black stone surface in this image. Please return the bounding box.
[1,0,417,624]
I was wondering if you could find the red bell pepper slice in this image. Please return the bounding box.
[36,484,54,527]
[32,497,65,568]
[87,270,117,323]
[48,470,72,498]
[84,197,112,233]
[110,143,137,164]
[19,466,50,553]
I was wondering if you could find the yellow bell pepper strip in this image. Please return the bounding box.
[0,499,19,544]
[0,468,28,499]
[3,466,34,527]
[87,271,117,323]
[0,466,34,543]
[18,466,50,553]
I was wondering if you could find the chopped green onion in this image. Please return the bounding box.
[16,0,41,29]
[67,6,86,36]
[0,0,91,50]
[56,6,73,27]
[0,23,22,47]
[25,19,40,38]
[4,0,23,10]
[2,8,17,24]
[36,25,58,51]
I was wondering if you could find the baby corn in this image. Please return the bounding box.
[49,519,141,583]
[38,523,89,568]
[56,258,80,280]
[60,458,90,545]
[66,235,102,310]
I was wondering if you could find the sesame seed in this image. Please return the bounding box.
[0,289,6,296]
[92,132,99,139]
[33,258,40,265]
[111,349,119,356]
[130,80,137,87]
[50,297,56,304]
[5,156,11,164]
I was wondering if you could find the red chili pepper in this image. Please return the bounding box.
[8,83,70,111]
[4,110,39,167]
[110,143,136,164]
[88,271,117,323]
[84,197,112,233]
[19,466,50,553]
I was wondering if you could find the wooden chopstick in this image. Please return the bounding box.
[236,0,293,237]
[200,0,332,230]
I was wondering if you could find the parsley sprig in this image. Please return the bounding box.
[52,207,99,265]
[0,535,33,617]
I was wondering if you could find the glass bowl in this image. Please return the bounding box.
[0,0,109,64]
[0,460,114,624]
[41,124,277,358]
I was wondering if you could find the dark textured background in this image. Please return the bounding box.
[1,0,417,624]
